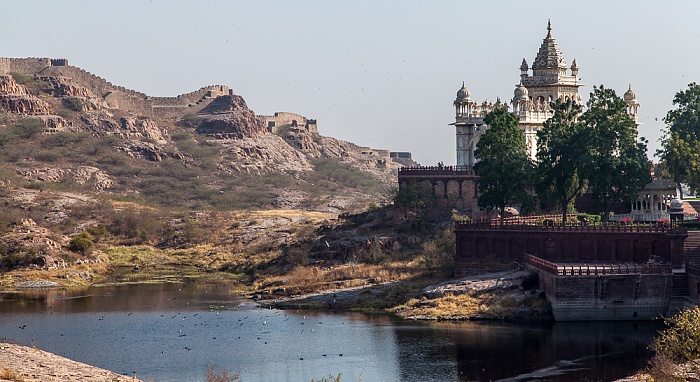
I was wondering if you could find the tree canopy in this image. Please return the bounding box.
[535,99,588,224]
[474,107,533,223]
[658,82,700,197]
[581,86,651,221]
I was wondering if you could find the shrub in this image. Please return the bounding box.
[648,306,700,380]
[69,232,94,256]
[108,208,163,244]
[11,118,44,139]
[205,365,239,382]
[311,373,342,382]
[651,306,700,362]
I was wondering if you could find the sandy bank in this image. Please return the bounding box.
[0,342,141,382]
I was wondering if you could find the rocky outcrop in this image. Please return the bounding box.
[219,135,312,174]
[62,96,100,112]
[196,95,267,139]
[0,74,52,115]
[118,140,165,162]
[35,115,73,131]
[120,116,168,142]
[0,74,28,95]
[79,110,120,133]
[41,76,95,98]
[0,94,52,114]
[17,166,114,191]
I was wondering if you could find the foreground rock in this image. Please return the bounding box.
[0,342,141,382]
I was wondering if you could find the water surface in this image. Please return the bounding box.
[0,283,659,381]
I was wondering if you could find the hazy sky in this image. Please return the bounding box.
[2,1,699,165]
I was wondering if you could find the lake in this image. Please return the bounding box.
[0,282,660,381]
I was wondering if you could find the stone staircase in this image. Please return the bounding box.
[668,270,691,316]
[685,231,700,266]
[685,199,700,214]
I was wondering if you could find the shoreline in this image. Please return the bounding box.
[0,342,142,382]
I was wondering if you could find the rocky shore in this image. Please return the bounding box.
[0,342,141,382]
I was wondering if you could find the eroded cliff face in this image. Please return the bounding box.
[0,75,52,115]
[196,95,267,139]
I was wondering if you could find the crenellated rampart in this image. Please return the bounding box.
[1,57,237,117]
[0,58,10,74]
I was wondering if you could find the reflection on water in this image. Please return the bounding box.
[0,283,659,382]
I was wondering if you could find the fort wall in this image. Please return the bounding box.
[261,111,318,134]
[2,57,233,118]
[0,58,9,74]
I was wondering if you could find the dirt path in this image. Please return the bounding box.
[0,342,141,382]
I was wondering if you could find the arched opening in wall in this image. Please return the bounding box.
[561,239,576,261]
[527,238,541,256]
[633,240,649,263]
[434,180,447,199]
[291,120,298,127]
[579,239,594,262]
[548,95,553,102]
[420,180,433,196]
[597,240,612,261]
[537,96,545,103]
[447,179,461,200]
[459,238,474,258]
[652,240,670,262]
[509,238,525,260]
[494,237,508,259]
[616,240,632,262]
[544,239,556,259]
[476,237,491,259]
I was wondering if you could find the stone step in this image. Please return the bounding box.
[672,273,689,296]
[667,297,689,317]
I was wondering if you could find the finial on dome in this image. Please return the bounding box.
[624,84,638,103]
[520,58,529,71]
[547,19,552,36]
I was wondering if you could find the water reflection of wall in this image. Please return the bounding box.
[391,321,660,382]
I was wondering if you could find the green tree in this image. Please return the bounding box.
[69,232,94,256]
[658,82,700,198]
[393,182,435,221]
[474,107,533,224]
[581,86,652,221]
[536,99,588,224]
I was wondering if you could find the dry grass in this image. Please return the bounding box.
[0,368,20,381]
[265,259,427,296]
[0,259,110,289]
[393,290,549,320]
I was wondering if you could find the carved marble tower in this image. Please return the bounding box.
[451,21,638,165]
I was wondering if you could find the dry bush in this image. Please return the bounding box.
[205,365,239,382]
[647,306,700,380]
[0,367,18,381]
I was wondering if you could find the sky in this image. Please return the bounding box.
[2,0,699,166]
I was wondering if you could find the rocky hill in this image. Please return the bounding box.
[0,57,416,213]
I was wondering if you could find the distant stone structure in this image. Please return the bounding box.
[0,56,235,118]
[260,112,318,134]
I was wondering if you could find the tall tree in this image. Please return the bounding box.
[536,99,588,224]
[581,86,652,222]
[658,83,700,197]
[474,107,533,224]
